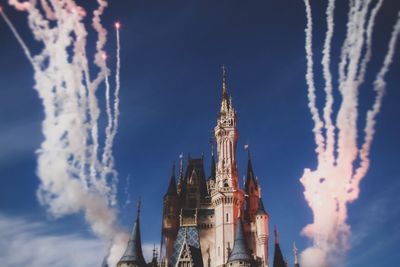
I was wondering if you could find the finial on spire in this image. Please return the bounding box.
[274,226,279,245]
[136,198,141,218]
[172,161,176,177]
[220,65,229,113]
[153,244,157,259]
[244,144,251,160]
[222,64,227,86]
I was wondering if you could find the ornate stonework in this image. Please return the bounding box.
[118,69,294,267]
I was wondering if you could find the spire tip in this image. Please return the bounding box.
[274,226,279,245]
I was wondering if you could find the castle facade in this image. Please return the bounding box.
[116,69,297,267]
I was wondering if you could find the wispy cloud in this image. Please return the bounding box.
[347,180,400,266]
[0,213,108,267]
[142,243,159,262]
[0,120,41,167]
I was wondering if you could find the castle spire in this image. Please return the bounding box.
[209,142,216,181]
[220,65,229,113]
[165,162,178,197]
[213,67,241,266]
[244,145,258,193]
[293,242,300,267]
[273,227,286,267]
[274,226,279,245]
[177,153,184,195]
[118,200,146,267]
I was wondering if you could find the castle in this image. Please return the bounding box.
[116,68,300,267]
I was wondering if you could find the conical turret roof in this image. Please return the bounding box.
[273,227,286,267]
[228,218,253,263]
[118,202,146,267]
[257,197,267,215]
[245,148,258,193]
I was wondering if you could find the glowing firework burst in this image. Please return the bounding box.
[301,0,400,266]
[1,1,126,265]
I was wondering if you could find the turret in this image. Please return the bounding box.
[255,198,269,267]
[227,217,255,267]
[118,201,147,267]
[214,66,239,190]
[212,66,244,267]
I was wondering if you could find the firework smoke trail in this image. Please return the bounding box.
[351,11,400,201]
[101,60,118,206]
[321,0,335,162]
[0,7,34,64]
[300,1,400,267]
[112,21,122,181]
[3,1,128,265]
[102,22,122,205]
[303,0,325,162]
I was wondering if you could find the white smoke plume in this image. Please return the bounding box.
[1,1,126,266]
[301,0,400,266]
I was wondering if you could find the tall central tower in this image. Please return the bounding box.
[212,67,244,267]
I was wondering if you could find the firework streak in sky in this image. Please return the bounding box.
[1,0,126,265]
[301,0,400,266]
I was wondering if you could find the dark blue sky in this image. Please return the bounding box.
[1,1,400,266]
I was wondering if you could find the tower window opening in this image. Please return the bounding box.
[226,213,229,222]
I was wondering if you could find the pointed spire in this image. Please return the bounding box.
[165,162,178,197]
[220,65,229,113]
[118,200,146,267]
[209,142,216,180]
[153,244,157,259]
[227,217,253,263]
[257,197,267,215]
[177,153,184,195]
[273,227,286,267]
[149,244,158,267]
[229,95,234,113]
[293,242,300,267]
[244,145,257,193]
